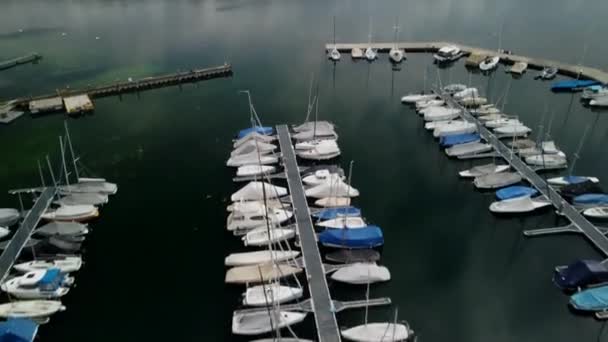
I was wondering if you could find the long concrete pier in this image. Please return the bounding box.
[438,93,608,256]
[0,53,41,71]
[276,125,341,342]
[0,187,56,282]
[326,41,608,83]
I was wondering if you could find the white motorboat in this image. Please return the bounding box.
[433,121,476,138]
[459,163,509,178]
[226,152,278,167]
[582,86,608,100]
[459,96,488,107]
[0,300,65,319]
[295,138,338,150]
[389,48,405,63]
[400,94,436,104]
[227,207,293,232]
[0,209,20,227]
[225,263,302,284]
[242,227,296,246]
[479,56,500,71]
[302,170,344,186]
[485,118,522,129]
[473,172,522,189]
[0,227,9,240]
[1,269,71,299]
[364,47,377,61]
[236,165,276,177]
[305,179,359,198]
[41,205,99,222]
[233,132,276,148]
[433,45,462,63]
[590,97,608,107]
[454,88,478,99]
[342,323,412,342]
[14,256,82,274]
[296,141,341,160]
[547,176,599,186]
[316,217,366,229]
[231,182,288,202]
[442,84,467,94]
[224,250,300,267]
[328,47,341,61]
[423,107,461,122]
[445,143,492,157]
[232,310,307,335]
[525,153,567,168]
[424,120,463,131]
[583,207,608,219]
[331,263,391,284]
[416,99,444,110]
[315,197,351,207]
[489,196,552,213]
[243,284,303,306]
[54,192,108,206]
[494,124,532,138]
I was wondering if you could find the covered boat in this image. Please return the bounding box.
[351,47,364,59]
[341,322,412,342]
[330,263,390,284]
[292,126,338,141]
[59,180,117,195]
[423,107,461,122]
[14,256,82,274]
[319,226,384,249]
[293,121,335,133]
[551,79,601,92]
[439,132,481,148]
[401,94,436,104]
[489,196,551,214]
[233,132,276,149]
[364,47,377,61]
[573,194,608,206]
[494,124,532,138]
[236,165,276,177]
[296,141,341,160]
[425,119,461,131]
[41,205,98,222]
[445,142,492,157]
[227,152,278,167]
[570,285,608,312]
[485,118,521,129]
[473,172,522,189]
[225,263,302,284]
[459,96,488,107]
[1,269,71,299]
[459,163,509,178]
[316,217,366,229]
[583,207,608,219]
[554,260,608,291]
[0,300,64,319]
[454,88,478,99]
[433,121,476,138]
[231,140,276,156]
[242,227,296,246]
[226,207,293,232]
[35,222,88,237]
[231,182,288,201]
[224,250,300,267]
[54,192,108,206]
[305,179,359,198]
[243,284,303,306]
[0,209,20,227]
[295,138,338,150]
[312,207,361,220]
[496,186,538,200]
[0,318,39,342]
[315,197,351,207]
[548,176,599,187]
[232,311,306,335]
[237,126,274,139]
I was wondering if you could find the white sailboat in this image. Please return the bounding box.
[524,153,567,168]
[233,132,276,149]
[231,182,288,202]
[293,120,335,133]
[489,196,552,214]
[424,119,463,131]
[232,310,307,335]
[547,176,599,186]
[227,200,288,213]
[227,207,293,232]
[296,140,341,160]
[388,19,405,63]
[328,16,341,61]
[330,263,391,284]
[302,169,344,186]
[225,263,302,284]
[364,19,377,61]
[473,172,522,189]
[242,227,296,246]
[401,94,436,104]
[236,165,277,177]
[459,96,488,107]
[494,124,532,138]
[433,121,477,138]
[295,138,338,150]
[479,56,500,71]
[459,163,509,178]
[0,300,65,319]
[231,140,277,157]
[243,284,304,307]
[416,99,444,110]
[41,204,99,222]
[485,118,522,129]
[14,256,82,274]
[227,152,279,167]
[305,178,359,198]
[423,107,461,122]
[445,143,492,157]
[454,87,478,99]
[225,250,300,267]
[1,269,72,299]
[583,207,608,219]
[315,197,352,207]
[0,208,20,227]
[316,217,366,229]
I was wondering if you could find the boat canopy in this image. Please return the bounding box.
[0,318,38,342]
[312,207,361,220]
[554,260,608,290]
[318,226,384,249]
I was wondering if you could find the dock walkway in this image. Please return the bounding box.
[0,53,41,71]
[0,187,56,282]
[326,41,608,83]
[276,125,341,342]
[438,94,608,256]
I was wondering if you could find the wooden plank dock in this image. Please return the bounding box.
[276,125,341,342]
[325,41,608,83]
[0,53,41,71]
[438,92,608,256]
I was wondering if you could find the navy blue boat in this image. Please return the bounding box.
[439,133,480,148]
[495,186,538,200]
[318,226,384,249]
[551,79,601,92]
[312,207,361,220]
[554,260,608,291]
[573,194,608,206]
[0,318,38,342]
[236,126,274,139]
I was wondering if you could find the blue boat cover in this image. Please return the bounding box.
[439,133,480,148]
[570,285,608,311]
[237,126,273,139]
[554,260,608,290]
[495,186,538,200]
[551,80,601,91]
[318,226,384,249]
[573,194,608,205]
[312,207,361,220]
[38,268,61,286]
[0,318,38,342]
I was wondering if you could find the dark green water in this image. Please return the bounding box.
[2,0,608,341]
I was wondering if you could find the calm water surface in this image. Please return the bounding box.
[2,0,608,341]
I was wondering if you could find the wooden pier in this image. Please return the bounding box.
[437,93,608,256]
[277,125,341,342]
[0,53,41,71]
[325,41,608,83]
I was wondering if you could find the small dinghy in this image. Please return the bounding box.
[479,56,500,71]
[583,207,608,219]
[233,132,276,148]
[423,107,461,122]
[570,285,608,312]
[525,153,567,169]
[489,196,551,214]
[243,284,303,306]
[242,227,296,246]
[326,249,381,264]
[237,126,274,139]
[302,169,344,186]
[1,269,72,299]
[305,179,359,198]
[236,165,276,177]
[231,182,288,201]
[443,84,467,94]
[485,118,521,129]
[41,205,99,222]
[315,197,351,207]
[225,250,300,267]
[330,263,390,284]
[0,300,65,319]
[14,256,82,274]
[573,194,608,206]
[319,226,384,249]
[0,227,9,240]
[225,263,302,284]
[554,259,608,291]
[535,66,558,80]
[227,152,278,167]
[433,121,476,138]
[232,310,307,335]
[35,222,88,237]
[551,79,600,92]
[0,209,20,227]
[474,172,522,189]
[439,133,481,147]
[548,176,599,186]
[494,124,532,138]
[459,163,509,178]
[342,322,412,342]
[445,142,492,157]
[231,140,276,157]
[401,93,436,104]
[312,207,361,220]
[316,217,366,229]
[459,96,488,107]
[496,186,538,200]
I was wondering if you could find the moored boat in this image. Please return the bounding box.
[0,300,65,319]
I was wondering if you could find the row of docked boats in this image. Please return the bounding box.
[0,123,117,338]
[224,94,414,341]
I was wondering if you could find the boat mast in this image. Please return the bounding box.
[333,16,337,47]
[37,160,46,187]
[368,17,373,46]
[313,93,319,140]
[59,136,70,187]
[64,121,80,180]
[569,125,591,176]
[305,74,315,122]
[393,17,400,50]
[364,274,370,326]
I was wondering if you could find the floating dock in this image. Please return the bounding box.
[325,41,608,83]
[0,187,56,282]
[276,125,341,342]
[0,53,41,71]
[437,93,608,256]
